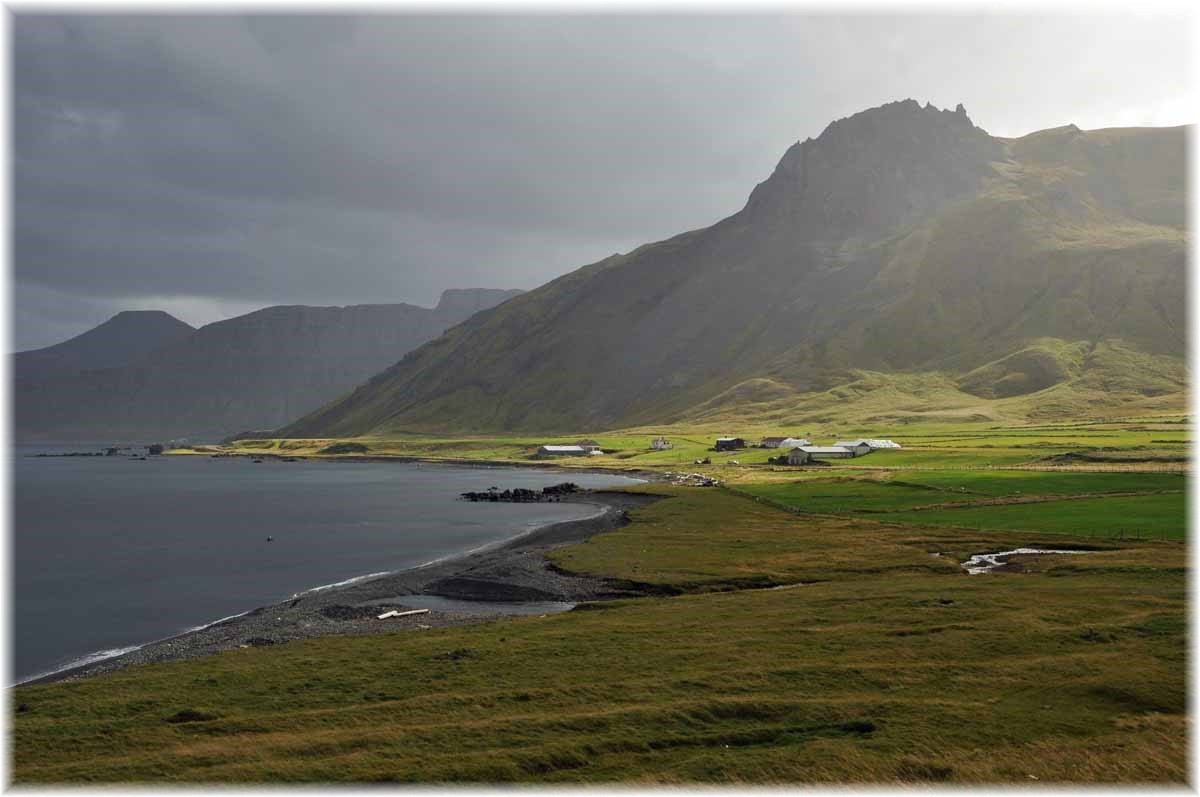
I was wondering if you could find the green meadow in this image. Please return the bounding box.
[17,414,1186,784]
[12,485,1185,784]
[873,494,1186,540]
[737,470,1186,539]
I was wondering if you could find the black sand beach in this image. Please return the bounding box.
[27,489,663,685]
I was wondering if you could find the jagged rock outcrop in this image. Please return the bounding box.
[15,288,522,441]
[743,99,1005,237]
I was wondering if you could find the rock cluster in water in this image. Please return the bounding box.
[460,482,581,502]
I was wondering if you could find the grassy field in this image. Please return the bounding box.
[12,482,1186,784]
[872,494,1186,540]
[22,416,1189,783]
[212,411,1189,476]
[893,470,1185,496]
[736,470,1186,540]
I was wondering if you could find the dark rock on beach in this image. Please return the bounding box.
[460,482,581,502]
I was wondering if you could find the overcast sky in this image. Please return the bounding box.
[12,9,1195,350]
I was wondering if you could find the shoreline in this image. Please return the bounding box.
[178,446,667,483]
[18,489,664,687]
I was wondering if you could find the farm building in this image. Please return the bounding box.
[863,439,902,449]
[651,437,673,450]
[575,439,603,452]
[834,440,873,457]
[535,445,589,458]
[786,448,811,465]
[798,445,856,459]
[715,437,746,451]
[763,436,811,448]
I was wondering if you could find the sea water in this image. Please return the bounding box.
[12,445,640,682]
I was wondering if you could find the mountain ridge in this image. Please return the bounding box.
[281,101,1187,437]
[15,310,195,384]
[15,288,523,441]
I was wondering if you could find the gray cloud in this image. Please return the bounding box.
[12,11,1193,350]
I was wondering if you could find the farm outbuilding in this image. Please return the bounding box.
[834,440,873,457]
[715,437,746,451]
[536,445,589,458]
[651,437,673,450]
[786,448,811,465]
[764,436,811,449]
[575,439,603,452]
[798,445,856,459]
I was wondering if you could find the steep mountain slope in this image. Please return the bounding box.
[14,311,195,384]
[15,289,521,441]
[284,101,1187,436]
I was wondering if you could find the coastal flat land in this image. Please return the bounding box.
[12,415,1187,784]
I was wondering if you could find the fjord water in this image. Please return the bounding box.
[13,446,640,682]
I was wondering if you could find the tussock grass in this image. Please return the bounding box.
[13,486,1185,784]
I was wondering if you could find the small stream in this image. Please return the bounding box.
[961,547,1092,575]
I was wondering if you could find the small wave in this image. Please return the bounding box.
[14,644,144,686]
[13,609,259,686]
[410,504,613,571]
[291,571,394,598]
[181,609,253,633]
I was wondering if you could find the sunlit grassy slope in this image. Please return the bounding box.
[280,120,1186,438]
[13,486,1185,784]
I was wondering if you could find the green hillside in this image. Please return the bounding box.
[282,102,1187,437]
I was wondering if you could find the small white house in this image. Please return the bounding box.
[536,445,588,458]
[780,437,811,449]
[651,437,673,450]
[575,439,603,453]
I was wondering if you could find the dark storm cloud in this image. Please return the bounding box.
[12,11,1192,350]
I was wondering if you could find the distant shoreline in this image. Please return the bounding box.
[17,487,664,687]
[175,447,666,482]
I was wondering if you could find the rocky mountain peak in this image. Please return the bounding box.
[744,99,1005,238]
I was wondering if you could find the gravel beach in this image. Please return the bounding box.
[25,489,662,685]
